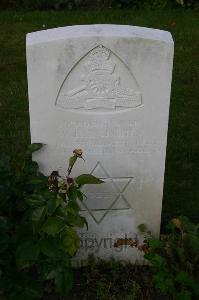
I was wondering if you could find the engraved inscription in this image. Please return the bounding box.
[78,162,134,224]
[56,120,164,155]
[56,45,142,111]
[63,120,137,138]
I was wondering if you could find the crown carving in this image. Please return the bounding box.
[86,45,114,74]
[89,45,110,61]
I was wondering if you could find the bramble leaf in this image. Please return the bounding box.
[26,194,46,208]
[26,143,44,155]
[75,174,103,185]
[147,237,163,250]
[40,238,59,257]
[32,206,46,223]
[16,241,40,269]
[42,217,65,235]
[66,213,87,228]
[61,228,80,257]
[47,196,58,215]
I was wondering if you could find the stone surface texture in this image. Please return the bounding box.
[26,25,174,263]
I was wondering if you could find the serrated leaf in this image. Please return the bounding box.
[32,206,46,223]
[26,194,46,208]
[61,228,80,256]
[42,217,65,235]
[75,174,103,185]
[27,177,47,186]
[47,196,58,215]
[80,215,88,230]
[25,160,39,174]
[144,253,166,270]
[39,238,59,257]
[66,213,87,228]
[68,199,80,212]
[26,143,44,156]
[148,237,163,249]
[45,268,58,280]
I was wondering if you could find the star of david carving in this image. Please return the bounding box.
[79,162,134,224]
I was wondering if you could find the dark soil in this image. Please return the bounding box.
[44,258,169,300]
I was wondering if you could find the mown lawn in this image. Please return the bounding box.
[0,8,198,222]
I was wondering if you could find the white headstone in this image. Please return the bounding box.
[26,25,174,263]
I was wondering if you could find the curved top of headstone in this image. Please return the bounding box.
[26,24,173,46]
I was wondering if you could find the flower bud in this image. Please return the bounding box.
[73,149,83,157]
[67,177,74,185]
[171,218,181,229]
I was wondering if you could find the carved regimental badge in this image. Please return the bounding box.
[56,45,142,111]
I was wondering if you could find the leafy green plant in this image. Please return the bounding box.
[0,144,103,299]
[175,0,199,10]
[137,217,199,300]
[1,0,86,10]
[1,0,198,9]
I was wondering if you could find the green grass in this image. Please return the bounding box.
[0,8,198,222]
